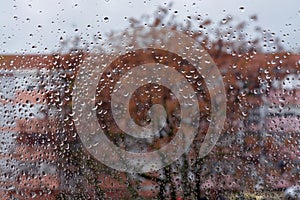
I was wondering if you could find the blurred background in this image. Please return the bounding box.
[0,0,300,199]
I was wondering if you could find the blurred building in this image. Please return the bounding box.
[0,53,299,198]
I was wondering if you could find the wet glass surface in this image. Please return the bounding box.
[0,1,300,199]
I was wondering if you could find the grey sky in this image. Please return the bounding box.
[1,0,299,54]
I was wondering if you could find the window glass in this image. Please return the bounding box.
[0,1,299,199]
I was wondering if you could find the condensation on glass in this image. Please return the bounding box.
[0,0,299,199]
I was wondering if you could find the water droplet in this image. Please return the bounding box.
[104,16,109,22]
[239,6,245,12]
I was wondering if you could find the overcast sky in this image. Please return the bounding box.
[1,0,299,54]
